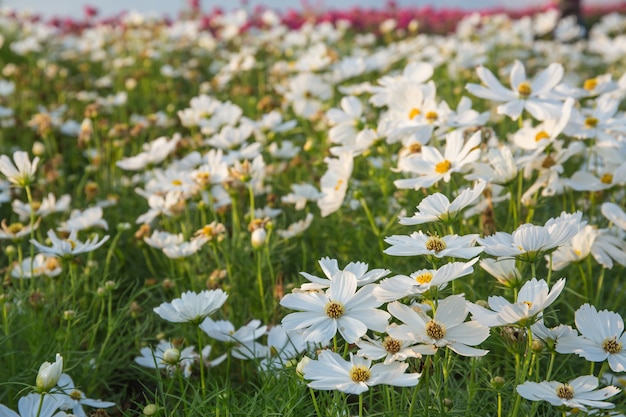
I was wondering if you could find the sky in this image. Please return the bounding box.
[2,0,553,19]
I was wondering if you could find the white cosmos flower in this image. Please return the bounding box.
[465,145,518,185]
[54,373,116,417]
[398,180,485,225]
[467,278,566,327]
[143,230,185,249]
[394,130,481,190]
[317,152,354,217]
[116,134,181,171]
[58,206,108,232]
[477,211,585,261]
[281,183,323,210]
[549,225,626,270]
[0,150,40,187]
[556,304,626,372]
[276,213,314,239]
[302,350,420,395]
[162,237,205,259]
[602,202,626,231]
[387,294,490,357]
[466,60,563,120]
[517,375,620,411]
[373,258,478,302]
[280,270,389,344]
[12,193,71,222]
[153,289,228,324]
[36,353,63,393]
[356,334,423,364]
[531,319,578,350]
[0,393,63,417]
[258,326,307,372]
[11,253,61,278]
[479,257,522,287]
[299,256,391,291]
[384,231,482,259]
[30,229,110,257]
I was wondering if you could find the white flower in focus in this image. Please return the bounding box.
[373,258,478,302]
[531,319,578,350]
[394,130,481,190]
[384,231,482,259]
[387,294,490,357]
[466,60,563,120]
[398,180,485,225]
[0,150,40,187]
[517,375,620,411]
[153,289,228,324]
[302,350,420,394]
[30,229,110,257]
[477,211,585,261]
[299,256,391,291]
[467,278,566,327]
[200,318,267,360]
[356,334,423,364]
[36,353,63,393]
[556,304,626,372]
[479,258,522,287]
[280,270,389,344]
[465,145,518,185]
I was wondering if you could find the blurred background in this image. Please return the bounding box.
[1,0,623,19]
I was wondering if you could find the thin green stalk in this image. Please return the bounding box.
[358,393,363,417]
[35,392,45,417]
[197,325,206,395]
[309,387,322,417]
[256,251,268,323]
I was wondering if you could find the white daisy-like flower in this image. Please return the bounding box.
[373,258,479,302]
[394,130,482,190]
[479,258,522,287]
[30,229,110,257]
[301,350,420,395]
[12,193,71,222]
[276,213,314,239]
[298,256,391,291]
[398,180,485,225]
[143,230,185,249]
[556,304,626,372]
[258,326,307,372]
[602,202,626,231]
[153,289,228,324]
[318,151,354,217]
[531,318,578,350]
[162,237,205,259]
[477,211,585,261]
[517,375,620,412]
[0,150,40,187]
[116,134,181,171]
[280,270,389,344]
[58,206,108,232]
[0,393,62,417]
[467,278,566,327]
[281,183,323,210]
[388,294,490,357]
[384,231,482,259]
[54,373,116,417]
[356,334,423,364]
[466,60,563,120]
[11,254,61,278]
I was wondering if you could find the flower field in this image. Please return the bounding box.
[2,3,626,416]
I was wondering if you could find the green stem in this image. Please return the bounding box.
[35,393,45,417]
[197,325,206,395]
[310,387,322,417]
[256,250,267,323]
[358,393,363,417]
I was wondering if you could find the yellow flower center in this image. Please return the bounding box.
[602,337,622,354]
[69,389,83,401]
[7,223,24,234]
[171,179,183,186]
[349,365,371,383]
[425,236,447,253]
[325,301,345,319]
[584,117,598,128]
[523,301,533,309]
[517,82,532,98]
[66,239,77,249]
[31,201,42,211]
[334,179,344,192]
[383,336,401,354]
[408,107,421,120]
[535,130,550,142]
[435,159,452,174]
[45,257,60,271]
[415,272,433,284]
[425,320,446,340]
[541,155,556,169]
[556,384,574,400]
[583,78,598,91]
[601,173,613,184]
[425,111,439,124]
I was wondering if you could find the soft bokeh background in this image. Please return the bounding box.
[2,0,623,18]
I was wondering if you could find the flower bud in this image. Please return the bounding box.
[251,228,267,249]
[143,404,158,416]
[162,348,180,365]
[36,353,63,393]
[296,356,311,378]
